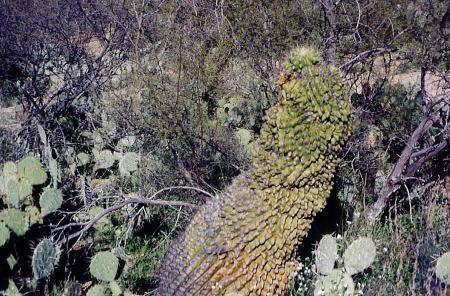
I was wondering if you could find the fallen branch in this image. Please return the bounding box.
[367,98,449,222]
[56,186,213,245]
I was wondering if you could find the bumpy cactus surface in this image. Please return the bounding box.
[32,239,60,279]
[157,48,354,295]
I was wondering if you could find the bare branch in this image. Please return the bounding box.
[56,186,214,245]
[367,99,449,222]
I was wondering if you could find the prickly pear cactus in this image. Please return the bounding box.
[157,48,354,295]
[3,161,17,175]
[39,188,63,216]
[118,152,139,176]
[86,284,105,296]
[314,269,355,296]
[343,237,377,275]
[109,281,122,296]
[94,150,114,170]
[76,152,91,167]
[316,235,338,275]
[5,179,20,208]
[89,251,119,282]
[17,156,47,185]
[4,280,21,296]
[436,251,450,285]
[32,239,60,279]
[0,208,28,236]
[0,223,10,247]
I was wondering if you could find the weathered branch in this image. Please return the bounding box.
[368,99,449,222]
[56,186,213,245]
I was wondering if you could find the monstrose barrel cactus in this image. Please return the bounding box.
[157,48,354,295]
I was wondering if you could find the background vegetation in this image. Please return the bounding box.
[0,0,448,295]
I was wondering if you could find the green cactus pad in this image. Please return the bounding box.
[316,235,338,275]
[0,209,28,236]
[25,206,42,226]
[32,239,60,279]
[4,280,21,296]
[76,152,91,166]
[6,179,20,207]
[117,135,136,149]
[7,254,17,270]
[314,268,355,296]
[18,156,47,185]
[436,251,450,285]
[109,281,122,296]
[18,179,32,200]
[0,223,10,247]
[89,251,119,282]
[94,150,115,170]
[0,174,6,195]
[3,161,17,176]
[343,237,377,275]
[118,152,139,176]
[86,284,105,296]
[39,188,63,216]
